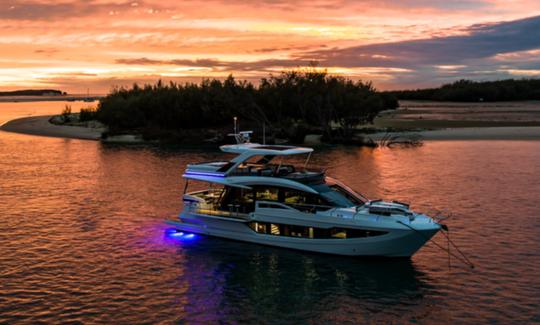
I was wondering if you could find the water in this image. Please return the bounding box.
[1,102,539,324]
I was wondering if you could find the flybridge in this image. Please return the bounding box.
[183,124,319,187]
[220,143,313,156]
[184,142,316,178]
[183,141,323,191]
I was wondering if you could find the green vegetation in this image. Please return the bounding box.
[61,105,72,123]
[95,69,397,144]
[0,89,65,96]
[388,79,540,102]
[79,107,97,122]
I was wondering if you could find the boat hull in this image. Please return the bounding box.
[166,213,440,257]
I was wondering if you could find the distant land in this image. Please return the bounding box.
[0,89,66,96]
[387,79,540,102]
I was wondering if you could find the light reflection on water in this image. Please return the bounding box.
[0,102,539,323]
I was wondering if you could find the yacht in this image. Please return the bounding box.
[167,131,442,257]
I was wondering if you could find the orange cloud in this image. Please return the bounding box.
[1,1,540,92]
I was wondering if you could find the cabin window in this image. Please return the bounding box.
[284,189,329,205]
[221,187,255,213]
[282,189,332,212]
[219,185,333,214]
[289,225,311,238]
[330,228,347,239]
[255,186,279,202]
[256,222,267,233]
[248,222,387,238]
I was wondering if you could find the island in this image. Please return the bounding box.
[64,70,399,146]
[0,89,66,96]
[2,73,540,144]
[387,78,540,102]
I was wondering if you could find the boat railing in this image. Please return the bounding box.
[284,202,334,213]
[255,200,333,213]
[229,164,296,177]
[228,166,326,184]
[255,201,296,210]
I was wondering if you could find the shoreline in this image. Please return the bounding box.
[2,114,540,142]
[0,115,104,140]
[0,95,103,103]
[366,126,540,141]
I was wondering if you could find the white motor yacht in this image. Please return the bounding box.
[167,131,442,257]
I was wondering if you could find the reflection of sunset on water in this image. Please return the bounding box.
[1,100,538,322]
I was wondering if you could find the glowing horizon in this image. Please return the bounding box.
[1,0,540,93]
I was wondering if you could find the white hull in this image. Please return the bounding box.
[167,212,440,257]
[175,141,443,258]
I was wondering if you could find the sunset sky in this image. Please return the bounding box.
[1,0,540,93]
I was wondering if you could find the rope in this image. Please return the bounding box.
[396,220,475,269]
[438,228,475,269]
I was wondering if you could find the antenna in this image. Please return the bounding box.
[262,122,266,145]
[228,117,253,144]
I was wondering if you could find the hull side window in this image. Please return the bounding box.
[248,222,387,238]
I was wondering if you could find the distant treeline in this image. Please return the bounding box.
[388,79,540,102]
[0,89,65,96]
[93,70,398,143]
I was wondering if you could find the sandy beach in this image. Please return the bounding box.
[373,100,540,129]
[0,115,104,140]
[2,113,540,142]
[0,95,102,103]
[2,100,540,141]
[367,126,540,140]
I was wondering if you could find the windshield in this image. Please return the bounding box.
[311,180,367,207]
[329,184,367,206]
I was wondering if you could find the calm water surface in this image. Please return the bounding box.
[1,102,539,324]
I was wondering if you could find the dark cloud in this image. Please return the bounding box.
[116,58,228,67]
[115,15,540,73]
[36,74,264,94]
[34,48,59,54]
[253,44,326,53]
[116,57,313,71]
[112,15,540,89]
[301,15,540,68]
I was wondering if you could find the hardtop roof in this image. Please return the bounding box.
[220,143,313,156]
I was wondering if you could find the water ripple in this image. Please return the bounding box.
[0,127,539,323]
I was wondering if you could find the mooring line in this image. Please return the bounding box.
[397,220,475,269]
[438,228,475,269]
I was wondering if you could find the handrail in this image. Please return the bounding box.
[285,202,335,210]
[255,200,334,212]
[255,200,296,210]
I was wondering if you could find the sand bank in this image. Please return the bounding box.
[368,126,540,141]
[0,96,102,103]
[0,115,104,140]
[2,114,540,143]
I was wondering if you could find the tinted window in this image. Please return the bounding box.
[220,187,254,213]
[255,186,279,201]
[312,183,365,207]
[248,222,387,239]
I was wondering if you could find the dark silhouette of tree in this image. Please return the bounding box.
[96,69,398,142]
[388,78,540,102]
